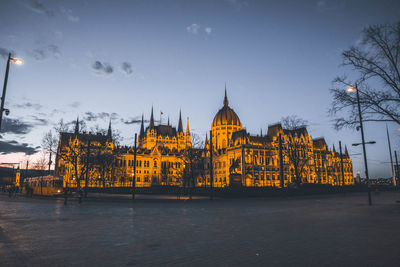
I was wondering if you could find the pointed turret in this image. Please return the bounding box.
[149,106,155,128]
[178,110,183,133]
[345,145,349,156]
[167,116,170,126]
[74,116,79,134]
[107,119,112,139]
[260,128,263,136]
[186,117,191,135]
[224,85,229,107]
[139,114,144,138]
[205,133,209,150]
[185,117,191,147]
[332,144,336,153]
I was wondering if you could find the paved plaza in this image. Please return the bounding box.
[1,192,400,266]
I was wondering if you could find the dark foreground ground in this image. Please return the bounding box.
[1,192,400,267]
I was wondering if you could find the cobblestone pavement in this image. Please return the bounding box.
[1,192,400,267]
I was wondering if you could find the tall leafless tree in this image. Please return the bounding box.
[330,22,400,129]
[41,130,58,172]
[281,116,311,186]
[180,133,205,197]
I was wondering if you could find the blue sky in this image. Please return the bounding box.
[0,0,399,178]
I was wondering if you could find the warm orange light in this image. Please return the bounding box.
[346,87,355,92]
[12,58,24,65]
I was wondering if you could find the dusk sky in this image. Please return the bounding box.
[0,0,399,178]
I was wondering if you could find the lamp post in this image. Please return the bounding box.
[347,85,372,205]
[132,133,137,200]
[0,53,23,132]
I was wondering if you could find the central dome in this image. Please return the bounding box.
[212,90,242,128]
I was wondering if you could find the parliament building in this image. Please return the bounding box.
[55,88,354,188]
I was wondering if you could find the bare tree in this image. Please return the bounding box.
[281,115,308,130]
[54,119,70,133]
[191,133,205,149]
[281,116,311,186]
[330,22,400,129]
[32,153,48,171]
[179,133,206,197]
[42,130,58,172]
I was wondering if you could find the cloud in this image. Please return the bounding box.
[29,115,50,126]
[0,139,39,155]
[186,24,200,34]
[1,118,33,135]
[60,7,80,22]
[121,62,133,75]
[205,27,212,35]
[83,112,118,122]
[225,0,248,11]
[316,0,345,11]
[54,31,63,39]
[24,0,54,17]
[32,45,61,61]
[13,102,42,111]
[121,116,148,125]
[91,60,113,76]
[69,101,80,108]
[0,47,15,60]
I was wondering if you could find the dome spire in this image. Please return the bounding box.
[224,84,229,107]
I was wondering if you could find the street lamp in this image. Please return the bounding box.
[0,53,24,132]
[347,85,372,205]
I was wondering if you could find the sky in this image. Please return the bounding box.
[0,0,399,178]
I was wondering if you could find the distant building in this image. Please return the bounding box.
[55,87,354,188]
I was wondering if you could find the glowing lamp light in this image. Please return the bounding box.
[346,87,355,92]
[12,58,24,65]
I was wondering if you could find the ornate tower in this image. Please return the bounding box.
[211,87,242,150]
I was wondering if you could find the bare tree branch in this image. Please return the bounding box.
[330,22,400,130]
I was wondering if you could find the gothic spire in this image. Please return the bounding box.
[332,143,336,153]
[345,145,349,156]
[167,116,170,126]
[178,109,183,133]
[224,84,229,107]
[139,113,144,138]
[149,106,155,128]
[74,116,79,134]
[107,119,112,138]
[186,117,190,135]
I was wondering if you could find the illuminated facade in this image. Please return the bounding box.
[55,88,354,188]
[55,109,191,188]
[117,108,191,187]
[199,90,354,187]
